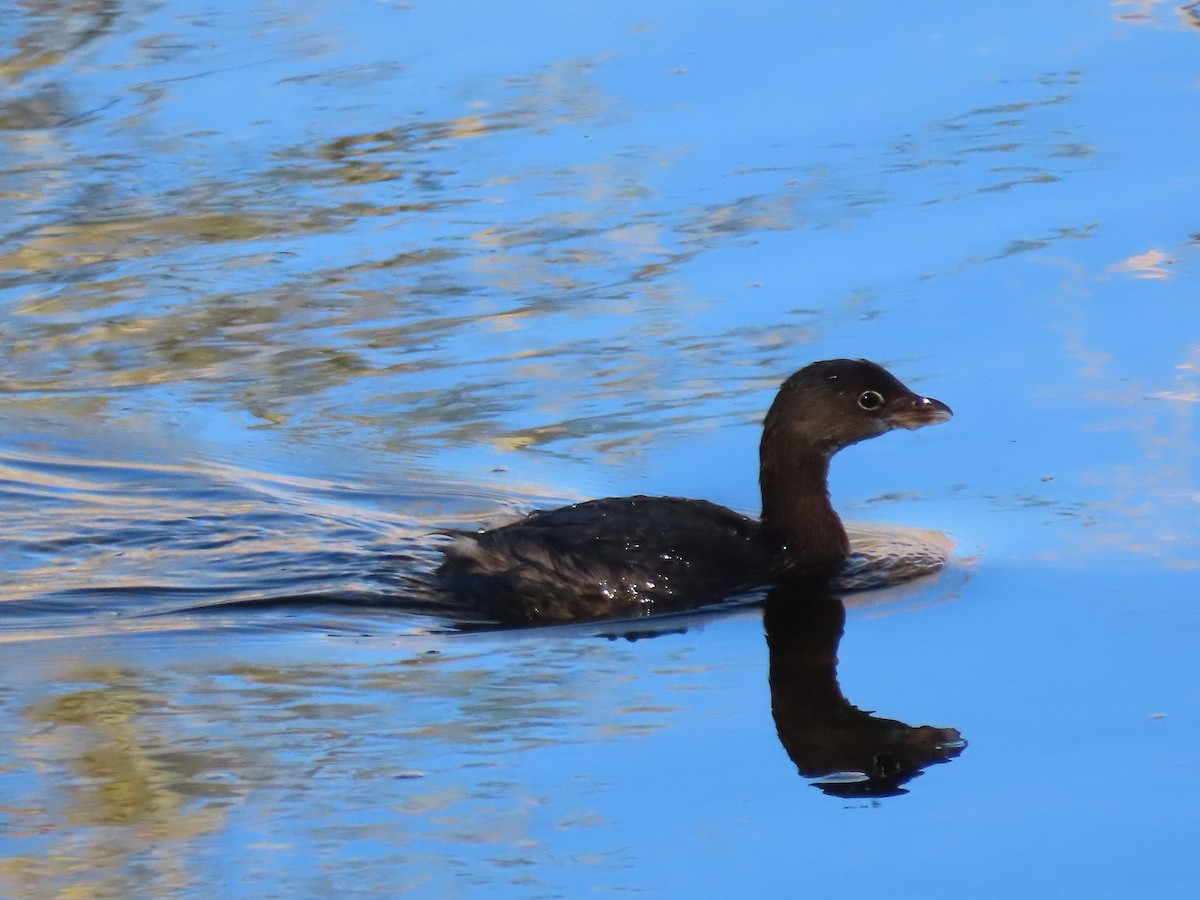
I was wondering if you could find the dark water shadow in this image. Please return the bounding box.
[764,584,965,798]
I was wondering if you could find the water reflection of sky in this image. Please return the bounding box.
[1,0,1199,896]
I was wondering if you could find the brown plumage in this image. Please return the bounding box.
[437,359,952,624]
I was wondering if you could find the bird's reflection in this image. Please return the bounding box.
[764,585,965,798]
[190,560,966,801]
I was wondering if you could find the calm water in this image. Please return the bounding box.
[2,1,1199,896]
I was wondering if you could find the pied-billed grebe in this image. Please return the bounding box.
[437,359,951,624]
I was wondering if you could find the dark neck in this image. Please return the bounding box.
[759,446,849,573]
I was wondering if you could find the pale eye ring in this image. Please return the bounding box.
[858,390,885,411]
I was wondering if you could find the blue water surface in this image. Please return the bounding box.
[1,1,1198,896]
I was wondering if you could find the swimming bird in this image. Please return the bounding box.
[437,359,952,624]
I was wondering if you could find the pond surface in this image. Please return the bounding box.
[2,0,1199,896]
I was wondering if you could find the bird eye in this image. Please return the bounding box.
[857,390,885,411]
